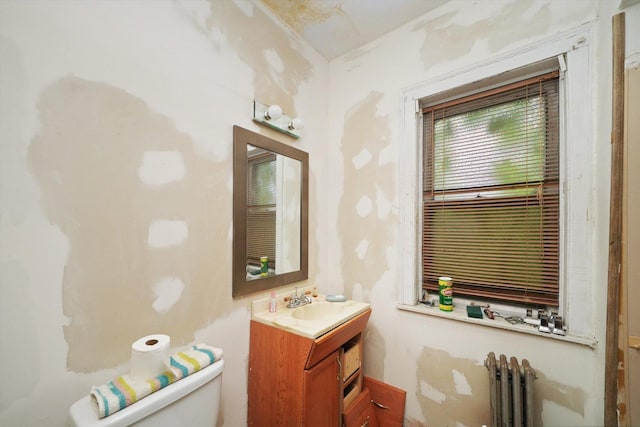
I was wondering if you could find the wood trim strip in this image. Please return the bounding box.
[605,11,625,427]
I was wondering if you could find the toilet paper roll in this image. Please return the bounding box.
[130,334,170,382]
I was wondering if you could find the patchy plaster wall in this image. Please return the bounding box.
[338,91,394,300]
[411,0,555,68]
[412,346,585,426]
[415,347,490,426]
[28,76,231,372]
[2,0,637,426]
[0,1,327,426]
[190,0,314,116]
[326,0,629,425]
[261,0,347,35]
[623,63,640,426]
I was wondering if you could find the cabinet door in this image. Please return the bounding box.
[303,349,341,427]
[363,376,406,426]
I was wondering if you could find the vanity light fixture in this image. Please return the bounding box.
[288,117,304,131]
[264,104,282,121]
[253,100,303,139]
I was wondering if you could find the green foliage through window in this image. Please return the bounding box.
[422,73,560,305]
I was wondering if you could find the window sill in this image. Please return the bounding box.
[396,303,597,348]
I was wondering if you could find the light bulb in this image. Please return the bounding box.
[264,104,282,120]
[288,117,304,130]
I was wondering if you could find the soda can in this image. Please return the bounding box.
[260,256,269,276]
[438,276,453,311]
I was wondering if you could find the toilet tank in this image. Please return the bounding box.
[69,359,224,427]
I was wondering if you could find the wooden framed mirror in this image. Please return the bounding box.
[232,126,308,298]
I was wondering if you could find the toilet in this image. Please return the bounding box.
[69,358,224,426]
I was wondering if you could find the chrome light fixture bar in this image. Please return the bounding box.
[252,100,304,140]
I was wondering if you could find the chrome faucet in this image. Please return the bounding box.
[286,287,312,308]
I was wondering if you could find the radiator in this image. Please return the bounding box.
[484,352,536,427]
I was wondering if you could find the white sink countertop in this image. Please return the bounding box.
[251,290,370,339]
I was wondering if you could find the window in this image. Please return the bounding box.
[247,147,276,269]
[420,72,560,306]
[399,29,595,341]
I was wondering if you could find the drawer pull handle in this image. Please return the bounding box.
[371,399,389,410]
[361,415,370,427]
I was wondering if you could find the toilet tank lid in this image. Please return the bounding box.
[69,358,224,427]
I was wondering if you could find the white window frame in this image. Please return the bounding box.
[398,25,595,343]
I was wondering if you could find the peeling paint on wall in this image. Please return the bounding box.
[355,239,369,259]
[262,0,349,35]
[416,346,586,425]
[338,92,394,298]
[179,0,313,117]
[352,148,372,170]
[151,276,186,314]
[28,76,232,372]
[138,151,186,186]
[416,347,490,426]
[452,369,472,395]
[535,370,586,420]
[412,0,553,68]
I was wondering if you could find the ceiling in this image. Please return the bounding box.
[261,0,448,61]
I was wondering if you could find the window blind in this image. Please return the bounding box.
[422,71,560,306]
[247,150,276,267]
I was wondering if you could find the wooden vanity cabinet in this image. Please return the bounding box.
[248,308,371,427]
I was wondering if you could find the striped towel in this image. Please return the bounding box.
[90,344,223,419]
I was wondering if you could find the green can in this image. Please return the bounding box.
[438,276,453,311]
[260,256,268,276]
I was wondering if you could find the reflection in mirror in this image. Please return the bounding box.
[233,126,308,298]
[246,145,301,278]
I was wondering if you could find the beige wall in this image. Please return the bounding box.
[0,1,327,426]
[623,64,640,426]
[1,0,639,426]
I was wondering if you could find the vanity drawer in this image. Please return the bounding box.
[305,309,371,369]
[343,377,361,408]
[343,340,361,381]
[342,388,378,427]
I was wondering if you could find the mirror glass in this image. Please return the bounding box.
[233,126,308,297]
